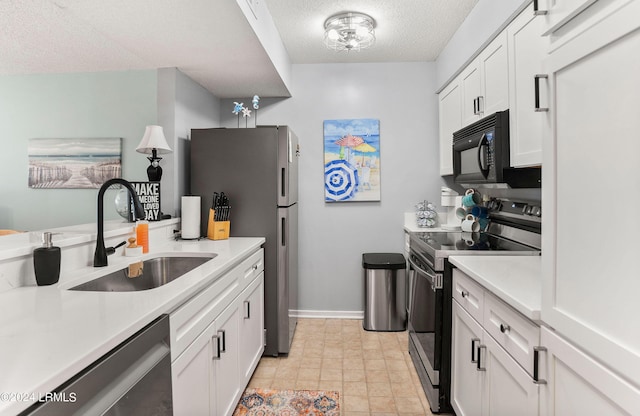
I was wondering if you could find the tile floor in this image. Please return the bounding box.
[247,318,435,415]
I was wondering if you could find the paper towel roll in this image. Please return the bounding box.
[181,196,201,239]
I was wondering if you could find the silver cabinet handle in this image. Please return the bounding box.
[218,330,226,353]
[533,346,548,384]
[533,0,548,15]
[244,300,251,319]
[534,74,549,112]
[500,324,510,333]
[212,335,221,360]
[471,338,480,363]
[476,345,487,371]
[461,290,469,298]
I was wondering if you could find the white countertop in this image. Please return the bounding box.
[448,255,542,322]
[0,236,264,416]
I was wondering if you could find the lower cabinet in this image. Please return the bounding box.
[452,301,539,416]
[171,249,265,416]
[540,327,640,416]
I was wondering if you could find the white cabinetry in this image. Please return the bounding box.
[540,327,640,416]
[461,32,509,126]
[438,78,462,176]
[541,0,640,388]
[507,4,547,167]
[451,269,540,416]
[170,249,265,416]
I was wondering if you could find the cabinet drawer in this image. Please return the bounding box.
[241,249,264,285]
[453,268,485,323]
[483,291,540,375]
[170,249,263,361]
[170,269,240,361]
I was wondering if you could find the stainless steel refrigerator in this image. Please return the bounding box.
[190,126,298,356]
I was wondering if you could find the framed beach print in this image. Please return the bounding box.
[323,119,380,202]
[28,138,122,189]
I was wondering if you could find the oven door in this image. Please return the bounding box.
[408,251,444,385]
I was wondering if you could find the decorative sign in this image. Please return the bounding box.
[132,182,161,221]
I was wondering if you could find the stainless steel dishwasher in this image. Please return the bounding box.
[20,315,172,416]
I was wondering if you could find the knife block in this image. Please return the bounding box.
[207,209,230,240]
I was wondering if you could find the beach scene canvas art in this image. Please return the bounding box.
[28,138,122,189]
[323,119,380,202]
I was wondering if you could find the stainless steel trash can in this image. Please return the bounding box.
[363,253,407,331]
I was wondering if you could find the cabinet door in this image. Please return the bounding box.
[508,4,546,167]
[172,321,215,415]
[540,327,640,416]
[461,61,482,126]
[540,0,599,35]
[439,78,462,175]
[541,0,640,386]
[451,301,484,416]
[239,273,265,383]
[212,303,241,416]
[482,333,539,416]
[478,31,509,116]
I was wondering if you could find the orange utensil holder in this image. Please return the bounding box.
[207,209,230,240]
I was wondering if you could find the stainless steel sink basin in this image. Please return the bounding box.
[69,254,217,292]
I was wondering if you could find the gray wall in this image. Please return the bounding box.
[158,68,221,217]
[0,71,158,231]
[222,62,443,313]
[0,68,221,231]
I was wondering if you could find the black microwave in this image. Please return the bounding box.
[453,110,510,185]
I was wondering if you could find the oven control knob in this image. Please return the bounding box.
[533,206,542,217]
[524,205,533,215]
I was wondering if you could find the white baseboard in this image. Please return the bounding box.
[291,309,364,320]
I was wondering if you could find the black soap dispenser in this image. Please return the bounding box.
[34,232,60,286]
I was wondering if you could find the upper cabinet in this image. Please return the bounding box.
[461,32,510,126]
[439,76,462,176]
[507,3,547,167]
[541,0,640,396]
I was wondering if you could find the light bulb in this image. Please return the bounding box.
[327,29,339,40]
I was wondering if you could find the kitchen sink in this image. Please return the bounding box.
[69,254,217,292]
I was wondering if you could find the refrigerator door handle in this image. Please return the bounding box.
[281,168,286,198]
[281,217,286,246]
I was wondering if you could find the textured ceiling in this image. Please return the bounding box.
[265,0,479,63]
[0,0,478,97]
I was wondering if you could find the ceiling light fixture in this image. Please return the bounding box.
[323,12,376,52]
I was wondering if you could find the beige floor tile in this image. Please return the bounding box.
[343,358,365,370]
[344,395,370,412]
[343,369,366,382]
[368,396,396,413]
[318,380,343,392]
[395,397,426,413]
[270,378,297,390]
[320,368,343,381]
[297,367,321,380]
[367,382,393,397]
[343,381,368,396]
[253,365,276,378]
[247,377,271,389]
[388,370,412,383]
[244,319,433,416]
[385,358,408,372]
[365,369,389,383]
[322,359,343,370]
[364,359,386,371]
[391,381,418,398]
[295,379,319,390]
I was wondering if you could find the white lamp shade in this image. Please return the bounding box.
[136,125,172,154]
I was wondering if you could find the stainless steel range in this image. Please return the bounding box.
[407,198,541,413]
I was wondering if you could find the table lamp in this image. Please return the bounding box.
[136,125,172,181]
